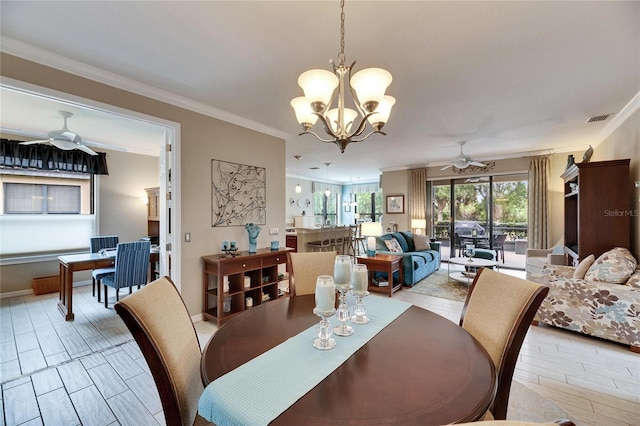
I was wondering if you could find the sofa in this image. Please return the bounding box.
[374,231,441,286]
[527,247,640,351]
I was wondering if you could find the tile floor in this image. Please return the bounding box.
[1,267,638,426]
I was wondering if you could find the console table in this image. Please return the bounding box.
[201,248,292,326]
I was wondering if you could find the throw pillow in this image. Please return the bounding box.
[413,234,430,251]
[573,254,595,279]
[584,247,637,284]
[384,238,403,253]
[627,269,640,289]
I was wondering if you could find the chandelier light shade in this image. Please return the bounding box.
[290,0,395,153]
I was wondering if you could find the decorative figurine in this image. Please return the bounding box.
[565,154,575,170]
[582,145,593,163]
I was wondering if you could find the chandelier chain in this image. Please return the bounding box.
[338,0,345,64]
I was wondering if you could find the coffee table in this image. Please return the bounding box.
[448,256,498,284]
[356,253,403,297]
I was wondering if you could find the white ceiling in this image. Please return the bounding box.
[1,1,638,183]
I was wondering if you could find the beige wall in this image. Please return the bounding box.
[0,53,286,317]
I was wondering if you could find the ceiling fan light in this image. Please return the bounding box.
[298,69,339,112]
[326,108,358,133]
[350,68,392,113]
[454,160,469,169]
[367,95,395,128]
[290,97,319,128]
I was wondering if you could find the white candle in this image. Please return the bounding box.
[334,256,352,290]
[315,275,335,312]
[367,236,376,251]
[352,265,368,293]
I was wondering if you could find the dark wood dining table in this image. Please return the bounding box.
[200,295,496,425]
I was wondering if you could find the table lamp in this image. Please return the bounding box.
[361,222,383,257]
[411,219,426,235]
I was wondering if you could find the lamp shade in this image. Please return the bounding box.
[411,219,427,234]
[360,221,383,237]
[350,68,392,112]
[367,95,395,126]
[290,97,319,127]
[326,108,358,133]
[298,69,339,111]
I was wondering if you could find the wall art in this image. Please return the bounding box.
[211,159,266,226]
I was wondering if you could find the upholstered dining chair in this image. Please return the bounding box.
[89,235,119,300]
[456,420,575,426]
[459,268,549,421]
[101,240,150,308]
[287,251,337,296]
[114,276,212,426]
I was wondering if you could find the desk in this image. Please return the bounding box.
[200,295,496,425]
[58,248,159,321]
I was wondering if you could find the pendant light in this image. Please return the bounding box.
[294,155,302,193]
[324,163,331,197]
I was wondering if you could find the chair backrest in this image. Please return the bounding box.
[112,241,151,289]
[494,233,508,247]
[90,235,119,253]
[287,251,337,296]
[459,268,549,420]
[115,276,203,426]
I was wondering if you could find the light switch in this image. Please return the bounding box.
[185,232,191,242]
[269,228,279,235]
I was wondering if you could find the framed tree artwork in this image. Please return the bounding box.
[385,194,404,214]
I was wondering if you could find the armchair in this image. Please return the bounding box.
[526,247,565,274]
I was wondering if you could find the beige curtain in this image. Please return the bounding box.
[409,167,427,225]
[528,156,551,249]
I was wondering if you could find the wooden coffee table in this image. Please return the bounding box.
[356,253,403,297]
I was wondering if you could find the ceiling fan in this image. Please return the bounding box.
[19,111,98,156]
[441,141,486,170]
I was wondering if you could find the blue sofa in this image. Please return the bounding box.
[374,231,441,287]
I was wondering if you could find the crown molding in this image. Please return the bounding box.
[600,90,640,141]
[1,37,291,141]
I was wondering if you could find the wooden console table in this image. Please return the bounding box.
[201,248,292,326]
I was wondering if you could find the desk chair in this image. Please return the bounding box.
[90,235,119,301]
[101,240,150,308]
[459,268,549,420]
[115,277,212,426]
[287,251,337,296]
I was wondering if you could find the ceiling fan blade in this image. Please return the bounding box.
[50,139,78,150]
[469,161,486,167]
[441,164,453,170]
[61,131,81,142]
[77,144,98,156]
[19,139,51,145]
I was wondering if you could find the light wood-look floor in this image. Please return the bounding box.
[1,269,638,426]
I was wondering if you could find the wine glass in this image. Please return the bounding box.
[350,264,370,324]
[464,244,476,262]
[313,275,336,350]
[333,255,354,336]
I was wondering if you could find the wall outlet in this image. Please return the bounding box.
[269,228,279,235]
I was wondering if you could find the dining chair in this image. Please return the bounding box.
[89,235,119,300]
[101,240,150,308]
[459,268,549,421]
[456,420,575,426]
[344,225,358,256]
[287,251,337,296]
[114,276,212,426]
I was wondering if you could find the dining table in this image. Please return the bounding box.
[57,247,159,321]
[199,294,497,425]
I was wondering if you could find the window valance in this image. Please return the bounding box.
[311,181,342,194]
[352,183,380,194]
[0,139,109,175]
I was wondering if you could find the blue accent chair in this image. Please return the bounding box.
[90,235,119,301]
[102,241,151,308]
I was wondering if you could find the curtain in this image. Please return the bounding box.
[409,167,427,222]
[0,139,109,175]
[528,155,551,249]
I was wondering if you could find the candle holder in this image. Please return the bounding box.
[464,244,475,262]
[333,255,354,337]
[350,290,370,324]
[220,247,239,258]
[313,275,336,350]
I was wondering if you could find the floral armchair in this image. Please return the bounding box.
[527,247,640,352]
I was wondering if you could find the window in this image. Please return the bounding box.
[5,183,81,214]
[313,192,338,225]
[0,170,93,257]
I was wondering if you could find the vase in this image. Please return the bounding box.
[245,223,261,253]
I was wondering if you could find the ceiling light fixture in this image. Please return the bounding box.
[324,162,331,197]
[290,0,395,153]
[294,155,302,193]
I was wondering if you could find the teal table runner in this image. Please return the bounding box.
[198,296,411,426]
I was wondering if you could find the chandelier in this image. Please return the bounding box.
[290,0,395,153]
